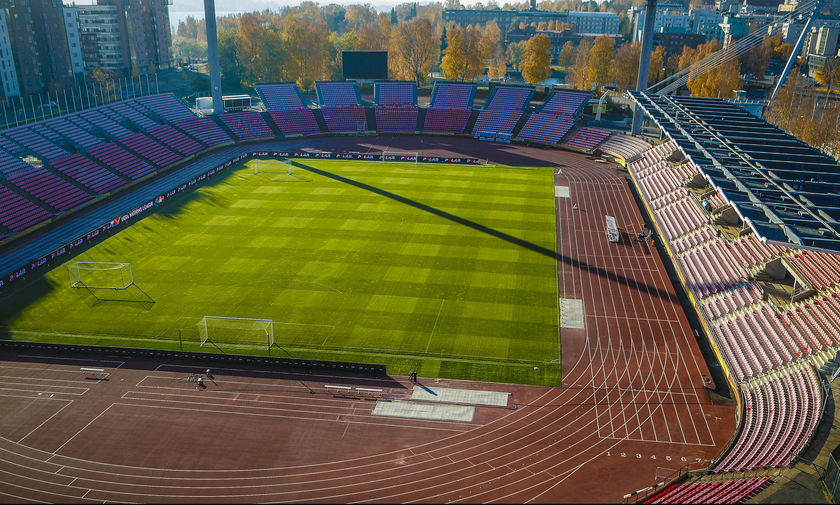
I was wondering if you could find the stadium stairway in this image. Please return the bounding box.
[365,107,376,131]
[415,107,426,132]
[463,109,480,134]
[208,115,240,142]
[510,111,531,138]
[41,162,97,197]
[261,111,284,138]
[311,108,330,133]
[558,124,580,145]
[84,151,136,182]
[111,136,168,172]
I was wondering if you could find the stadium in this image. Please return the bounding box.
[0,71,837,502]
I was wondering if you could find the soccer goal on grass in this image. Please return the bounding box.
[253,159,293,176]
[198,316,274,350]
[381,151,419,163]
[69,262,134,290]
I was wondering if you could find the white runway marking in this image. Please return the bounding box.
[410,387,509,407]
[373,401,474,422]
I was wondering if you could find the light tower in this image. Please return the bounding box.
[631,0,657,135]
[203,0,223,115]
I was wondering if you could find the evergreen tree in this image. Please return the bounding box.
[391,8,398,25]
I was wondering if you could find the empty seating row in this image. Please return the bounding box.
[146,124,204,157]
[375,107,418,132]
[644,477,772,504]
[217,112,273,140]
[516,113,575,144]
[50,153,126,194]
[484,86,533,111]
[423,108,472,134]
[173,117,233,147]
[109,102,159,130]
[257,83,309,110]
[4,165,91,212]
[564,127,611,152]
[316,82,361,107]
[714,365,820,472]
[4,126,68,161]
[0,148,32,174]
[539,90,590,116]
[267,109,322,135]
[471,109,523,136]
[598,133,650,159]
[119,132,182,168]
[0,184,51,232]
[80,109,134,139]
[43,118,102,150]
[429,83,475,109]
[86,143,155,180]
[135,94,195,123]
[321,106,368,132]
[375,82,417,106]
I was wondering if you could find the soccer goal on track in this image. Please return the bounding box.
[198,316,275,350]
[69,262,134,290]
[381,151,419,163]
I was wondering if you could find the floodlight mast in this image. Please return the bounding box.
[204,0,224,115]
[770,0,824,102]
[631,0,657,135]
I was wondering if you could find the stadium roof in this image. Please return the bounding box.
[628,91,840,254]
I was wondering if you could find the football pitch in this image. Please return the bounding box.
[0,158,562,385]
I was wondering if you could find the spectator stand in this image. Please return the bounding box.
[423,82,477,135]
[374,81,419,133]
[256,82,311,110]
[316,82,369,134]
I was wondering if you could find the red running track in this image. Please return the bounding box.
[0,140,735,503]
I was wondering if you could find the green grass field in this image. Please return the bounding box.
[0,158,561,385]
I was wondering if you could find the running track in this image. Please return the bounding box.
[0,140,735,503]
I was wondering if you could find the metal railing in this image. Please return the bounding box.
[0,73,161,130]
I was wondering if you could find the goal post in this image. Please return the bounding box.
[198,316,274,349]
[69,262,133,290]
[381,151,419,163]
[253,159,293,175]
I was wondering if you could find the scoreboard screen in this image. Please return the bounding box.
[342,51,388,80]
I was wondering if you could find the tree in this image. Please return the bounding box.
[569,37,593,89]
[506,40,525,71]
[441,24,467,79]
[775,43,794,60]
[586,35,615,89]
[816,56,840,110]
[685,39,741,98]
[391,8,398,24]
[463,24,484,80]
[392,18,438,83]
[218,28,242,90]
[480,21,505,79]
[557,40,575,67]
[358,13,392,50]
[521,34,552,85]
[172,37,207,63]
[610,41,639,91]
[649,45,665,86]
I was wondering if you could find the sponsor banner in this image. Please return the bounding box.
[0,150,477,290]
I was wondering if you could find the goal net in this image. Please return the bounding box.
[198,316,274,349]
[69,262,133,290]
[253,159,293,175]
[382,151,419,163]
